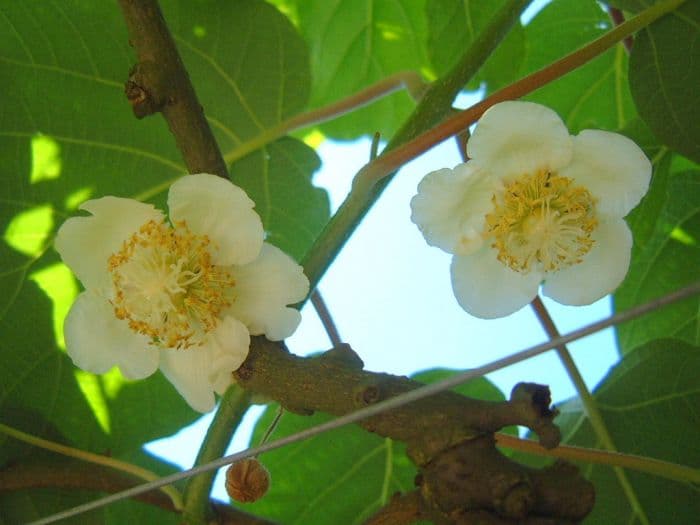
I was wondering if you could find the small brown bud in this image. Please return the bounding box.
[225,458,270,503]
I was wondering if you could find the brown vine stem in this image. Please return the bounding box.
[310,290,342,347]
[222,71,426,165]
[530,296,649,524]
[495,433,700,484]
[609,6,634,53]
[117,0,228,178]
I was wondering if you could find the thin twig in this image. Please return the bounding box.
[310,291,342,347]
[531,296,647,524]
[495,433,700,484]
[27,280,700,525]
[0,422,183,510]
[609,6,634,53]
[223,72,425,165]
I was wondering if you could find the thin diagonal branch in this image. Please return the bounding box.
[530,296,649,524]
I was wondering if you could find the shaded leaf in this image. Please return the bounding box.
[245,408,416,525]
[523,0,636,132]
[555,339,700,524]
[425,0,526,92]
[628,0,700,163]
[615,171,700,354]
[230,137,329,262]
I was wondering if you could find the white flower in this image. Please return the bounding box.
[411,101,651,319]
[55,174,309,412]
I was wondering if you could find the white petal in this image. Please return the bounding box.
[167,174,264,266]
[208,316,251,394]
[542,218,632,305]
[468,101,573,180]
[228,243,308,340]
[450,249,542,319]
[64,290,158,379]
[410,164,496,255]
[55,197,163,293]
[560,130,651,217]
[159,347,216,413]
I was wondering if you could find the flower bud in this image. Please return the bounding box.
[225,458,270,503]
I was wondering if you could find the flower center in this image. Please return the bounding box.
[484,170,598,273]
[108,219,235,349]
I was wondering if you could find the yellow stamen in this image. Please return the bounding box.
[485,171,597,273]
[108,219,235,349]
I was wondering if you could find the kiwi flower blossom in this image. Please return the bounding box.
[55,174,308,411]
[410,101,651,319]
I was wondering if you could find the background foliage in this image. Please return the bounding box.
[0,0,698,523]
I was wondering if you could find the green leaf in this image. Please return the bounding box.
[245,407,416,525]
[0,488,103,525]
[0,0,320,457]
[555,339,700,524]
[287,0,429,139]
[230,137,329,262]
[162,0,311,151]
[628,1,700,163]
[425,0,526,92]
[522,0,636,132]
[615,171,700,354]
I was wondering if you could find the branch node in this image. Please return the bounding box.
[319,343,364,370]
[125,61,169,118]
[353,382,382,407]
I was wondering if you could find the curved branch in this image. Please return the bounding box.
[234,340,594,521]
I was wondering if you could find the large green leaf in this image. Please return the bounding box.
[0,0,323,465]
[279,0,429,140]
[522,0,637,132]
[615,171,700,354]
[627,1,700,163]
[245,408,416,525]
[425,0,526,92]
[554,339,700,524]
[245,369,504,523]
[230,137,328,262]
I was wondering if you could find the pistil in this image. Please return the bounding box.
[484,171,597,274]
[108,219,235,348]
